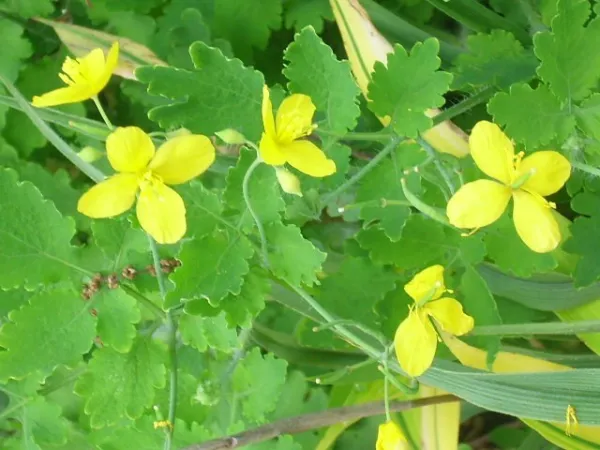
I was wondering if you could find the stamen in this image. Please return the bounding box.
[566,405,578,436]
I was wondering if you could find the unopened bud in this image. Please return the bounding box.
[78,146,103,163]
[215,128,247,144]
[275,167,303,197]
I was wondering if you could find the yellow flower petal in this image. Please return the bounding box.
[446,179,511,229]
[404,265,445,303]
[259,132,287,166]
[376,421,406,450]
[282,140,336,177]
[149,134,215,185]
[275,93,316,142]
[275,167,303,197]
[424,297,474,336]
[512,189,561,253]
[469,121,514,184]
[262,85,276,138]
[516,151,571,196]
[93,41,119,95]
[106,126,155,173]
[394,309,437,377]
[32,86,93,108]
[77,173,138,218]
[137,181,186,244]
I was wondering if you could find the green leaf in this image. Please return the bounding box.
[283,27,360,134]
[368,38,452,137]
[180,181,225,239]
[0,288,30,319]
[284,0,333,33]
[211,0,282,61]
[93,289,141,353]
[484,216,557,277]
[137,42,264,141]
[459,234,486,265]
[219,269,269,327]
[224,147,285,229]
[459,266,502,365]
[0,289,96,382]
[232,348,287,423]
[0,169,81,289]
[105,12,156,46]
[0,19,32,82]
[534,0,600,102]
[452,30,536,89]
[16,396,69,447]
[487,83,574,148]
[265,222,327,287]
[357,215,447,269]
[75,337,166,428]
[167,230,254,308]
[0,0,53,18]
[179,312,238,353]
[563,215,600,287]
[355,143,424,241]
[575,93,600,141]
[92,218,148,271]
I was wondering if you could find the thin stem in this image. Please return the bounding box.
[383,348,391,421]
[313,319,388,346]
[322,136,403,205]
[470,319,600,337]
[431,87,497,126]
[317,128,394,142]
[338,198,411,213]
[416,136,455,195]
[183,395,458,450]
[571,161,600,178]
[148,235,177,450]
[400,178,456,229]
[92,96,114,130]
[242,153,269,267]
[121,284,166,319]
[0,75,105,183]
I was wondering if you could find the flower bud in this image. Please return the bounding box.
[275,167,302,197]
[376,421,406,450]
[77,146,103,163]
[215,128,247,144]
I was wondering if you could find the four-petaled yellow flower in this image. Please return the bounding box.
[394,265,474,377]
[260,86,336,178]
[77,126,215,244]
[376,421,406,450]
[446,121,571,253]
[32,42,119,108]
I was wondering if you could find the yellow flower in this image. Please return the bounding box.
[32,42,119,107]
[394,265,474,377]
[77,126,215,244]
[446,121,571,253]
[259,86,336,178]
[376,421,406,450]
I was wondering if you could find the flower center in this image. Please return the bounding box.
[276,115,315,143]
[139,170,163,191]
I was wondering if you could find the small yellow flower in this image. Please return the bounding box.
[77,126,215,244]
[446,121,571,253]
[376,421,406,450]
[259,85,336,178]
[32,42,119,108]
[394,265,474,377]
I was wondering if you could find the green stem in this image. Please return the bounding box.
[121,284,166,319]
[242,153,269,267]
[148,235,177,450]
[571,161,600,178]
[431,87,497,126]
[322,136,403,205]
[0,75,105,183]
[383,347,391,422]
[338,198,411,213]
[400,178,455,228]
[416,136,455,195]
[92,96,114,130]
[313,319,388,346]
[317,128,394,142]
[471,320,600,337]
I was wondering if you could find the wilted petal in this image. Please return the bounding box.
[106,126,155,173]
[424,297,474,336]
[394,309,437,377]
[282,140,336,177]
[512,190,561,253]
[137,181,186,244]
[376,421,406,450]
[77,173,138,218]
[447,179,511,229]
[404,265,446,304]
[469,121,514,184]
[517,151,571,196]
[149,134,215,185]
[275,94,316,142]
